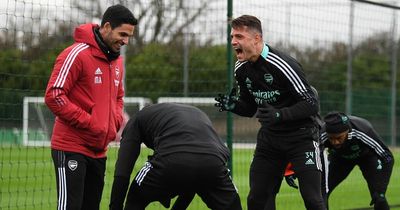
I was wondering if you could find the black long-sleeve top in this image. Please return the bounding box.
[233,44,319,131]
[109,103,230,210]
[320,116,393,163]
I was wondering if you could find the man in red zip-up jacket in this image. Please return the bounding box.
[45,5,137,210]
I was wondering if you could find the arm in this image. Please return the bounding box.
[109,118,142,210]
[44,45,91,129]
[233,68,259,117]
[215,87,257,117]
[280,64,320,121]
[258,85,319,124]
[279,95,319,122]
[215,61,258,117]
[232,85,258,117]
[115,72,124,131]
[356,124,393,163]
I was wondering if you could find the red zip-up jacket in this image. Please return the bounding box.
[45,23,124,158]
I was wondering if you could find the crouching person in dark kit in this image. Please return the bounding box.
[109,103,242,210]
[320,111,394,210]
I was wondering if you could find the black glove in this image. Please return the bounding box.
[369,192,386,206]
[256,104,282,125]
[285,174,298,189]
[215,88,237,112]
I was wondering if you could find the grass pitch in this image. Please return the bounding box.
[0,146,399,210]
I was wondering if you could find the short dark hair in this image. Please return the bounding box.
[231,15,262,35]
[101,4,138,29]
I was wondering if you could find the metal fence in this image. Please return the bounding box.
[0,0,399,209]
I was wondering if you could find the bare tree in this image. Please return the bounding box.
[72,0,209,53]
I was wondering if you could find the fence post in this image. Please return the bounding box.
[226,0,234,175]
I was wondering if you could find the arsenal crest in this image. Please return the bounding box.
[264,74,273,85]
[68,160,78,171]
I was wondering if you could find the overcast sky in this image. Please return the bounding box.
[0,0,398,47]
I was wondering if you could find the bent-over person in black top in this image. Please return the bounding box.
[109,103,242,210]
[320,111,394,210]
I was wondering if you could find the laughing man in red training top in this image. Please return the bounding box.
[45,5,137,210]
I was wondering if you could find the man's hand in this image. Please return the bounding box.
[285,174,298,189]
[215,88,237,112]
[256,104,282,125]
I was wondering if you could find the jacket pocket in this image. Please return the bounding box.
[81,115,107,151]
[82,101,95,114]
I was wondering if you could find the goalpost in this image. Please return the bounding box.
[23,97,51,146]
[22,96,256,148]
[22,97,152,146]
[157,97,216,104]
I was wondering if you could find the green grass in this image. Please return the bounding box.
[0,146,399,210]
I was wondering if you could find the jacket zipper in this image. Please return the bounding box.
[101,63,112,151]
